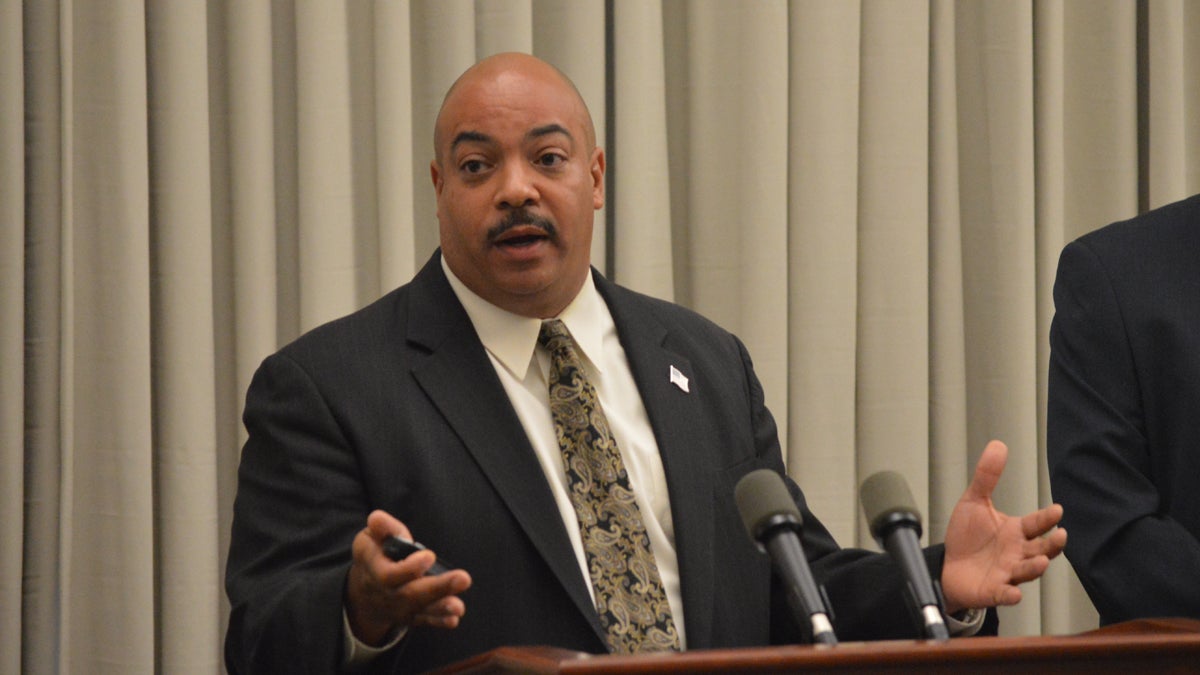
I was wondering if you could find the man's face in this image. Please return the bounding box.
[431,56,605,319]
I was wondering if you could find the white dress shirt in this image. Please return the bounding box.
[442,258,687,647]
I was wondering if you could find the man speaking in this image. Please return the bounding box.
[224,52,1066,674]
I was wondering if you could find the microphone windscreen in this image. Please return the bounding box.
[859,471,923,539]
[735,469,802,540]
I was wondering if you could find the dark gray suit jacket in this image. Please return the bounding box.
[225,252,954,674]
[1048,193,1200,625]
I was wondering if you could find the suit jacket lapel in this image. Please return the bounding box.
[404,255,606,643]
[595,274,717,650]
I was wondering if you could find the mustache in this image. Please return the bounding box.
[486,209,557,243]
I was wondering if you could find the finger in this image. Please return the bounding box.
[353,534,443,590]
[352,527,390,571]
[1006,555,1051,585]
[413,611,464,629]
[414,613,463,629]
[395,569,473,609]
[965,440,1008,501]
[352,569,470,635]
[991,585,1023,607]
[1049,527,1067,554]
[1020,503,1064,538]
[349,539,427,605]
[366,509,412,542]
[1032,527,1067,559]
[412,595,468,629]
[374,549,442,587]
[435,568,473,594]
[412,595,467,624]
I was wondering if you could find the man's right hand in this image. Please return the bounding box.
[345,510,473,646]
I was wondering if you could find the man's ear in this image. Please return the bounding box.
[590,147,605,209]
[430,159,443,197]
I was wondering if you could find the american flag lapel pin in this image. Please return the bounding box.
[669,365,690,393]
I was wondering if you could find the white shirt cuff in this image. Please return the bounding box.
[946,607,986,637]
[342,608,406,667]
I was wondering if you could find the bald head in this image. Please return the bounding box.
[428,52,606,318]
[434,52,596,165]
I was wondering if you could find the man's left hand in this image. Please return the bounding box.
[941,440,1067,615]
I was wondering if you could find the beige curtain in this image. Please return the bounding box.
[5,0,1200,671]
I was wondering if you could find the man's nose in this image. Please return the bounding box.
[495,161,539,209]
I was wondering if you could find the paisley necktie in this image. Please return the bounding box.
[538,319,680,653]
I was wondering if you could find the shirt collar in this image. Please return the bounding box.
[441,255,610,379]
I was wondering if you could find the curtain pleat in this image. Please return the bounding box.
[1146,0,1186,206]
[927,0,968,546]
[7,0,1200,669]
[1032,0,1095,634]
[955,0,1045,634]
[1061,0,1140,240]
[373,0,417,292]
[147,2,222,672]
[854,1,931,549]
[679,2,791,459]
[532,0,608,274]
[610,1,672,298]
[20,1,65,672]
[60,2,156,672]
[785,0,862,544]
[478,0,533,61]
[1,1,27,673]
[410,1,476,268]
[294,2,359,329]
[220,0,278,416]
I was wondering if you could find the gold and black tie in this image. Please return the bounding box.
[538,319,680,654]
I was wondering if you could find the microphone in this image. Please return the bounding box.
[735,469,837,645]
[859,471,950,641]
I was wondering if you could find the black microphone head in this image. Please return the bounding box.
[735,469,802,542]
[859,471,923,542]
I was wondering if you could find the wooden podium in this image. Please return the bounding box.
[431,618,1200,674]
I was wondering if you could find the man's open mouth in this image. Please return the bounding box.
[496,231,549,248]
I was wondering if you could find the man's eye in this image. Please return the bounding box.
[461,160,486,174]
[536,153,565,168]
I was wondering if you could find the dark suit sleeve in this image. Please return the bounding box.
[1048,239,1200,622]
[731,337,985,640]
[225,352,395,674]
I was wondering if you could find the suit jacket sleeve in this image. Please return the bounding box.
[225,351,386,674]
[1048,237,1200,622]
[728,334,990,641]
[226,261,619,673]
